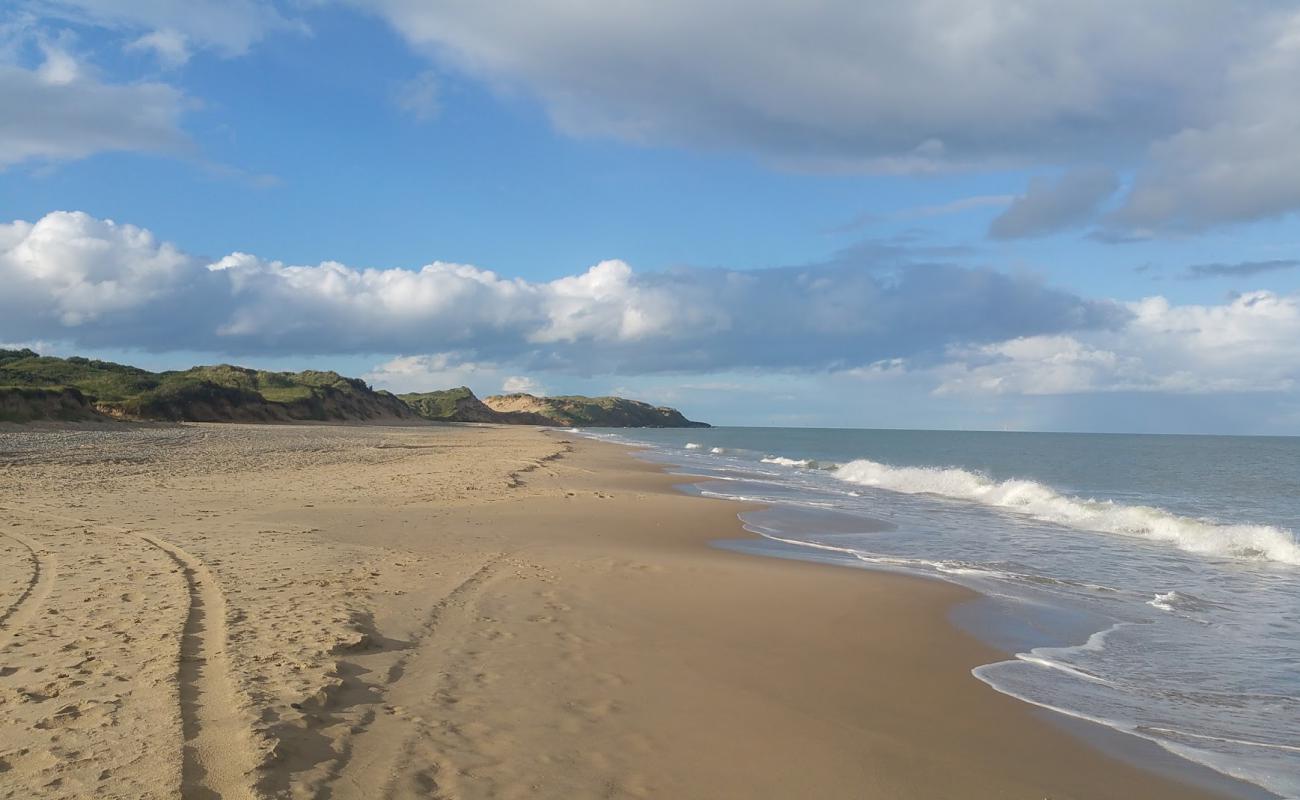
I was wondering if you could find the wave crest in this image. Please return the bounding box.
[829,458,1300,565]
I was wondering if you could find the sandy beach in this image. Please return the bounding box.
[0,422,1239,799]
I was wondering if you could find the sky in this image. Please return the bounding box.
[4,1,1300,433]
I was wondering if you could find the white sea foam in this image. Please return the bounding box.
[761,455,812,467]
[829,457,1300,565]
[685,442,702,449]
[1148,590,1218,613]
[672,434,1299,796]
[710,447,726,454]
[1150,591,1180,612]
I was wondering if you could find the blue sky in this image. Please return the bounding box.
[4,1,1300,432]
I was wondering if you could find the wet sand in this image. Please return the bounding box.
[0,422,1238,798]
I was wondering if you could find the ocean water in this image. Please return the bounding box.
[573,427,1300,798]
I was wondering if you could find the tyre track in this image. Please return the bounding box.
[139,534,262,800]
[0,530,55,650]
[11,506,263,799]
[326,553,507,799]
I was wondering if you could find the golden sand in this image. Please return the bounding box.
[0,423,1231,798]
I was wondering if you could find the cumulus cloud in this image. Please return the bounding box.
[934,292,1300,396]
[0,211,198,325]
[0,211,1121,373]
[0,44,187,166]
[988,168,1119,239]
[355,1,1300,232]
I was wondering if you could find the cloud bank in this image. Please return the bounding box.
[0,211,1120,374]
[362,0,1300,233]
[9,1,1300,235]
[6,210,1300,408]
[933,292,1300,396]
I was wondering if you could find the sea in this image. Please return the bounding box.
[572,426,1300,798]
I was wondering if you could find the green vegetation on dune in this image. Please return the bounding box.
[1,349,706,427]
[0,350,413,423]
[0,349,160,402]
[399,387,479,420]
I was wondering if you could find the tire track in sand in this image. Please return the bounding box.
[139,534,262,800]
[10,508,264,798]
[0,530,56,651]
[326,554,507,800]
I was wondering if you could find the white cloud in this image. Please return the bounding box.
[0,46,187,166]
[9,211,1300,426]
[936,336,1139,395]
[0,210,1119,372]
[0,2,299,167]
[989,168,1119,239]
[1106,10,1300,233]
[934,292,1300,396]
[0,211,195,324]
[360,0,1223,169]
[529,259,700,344]
[356,1,1300,232]
[501,375,544,394]
[126,29,190,67]
[364,352,500,393]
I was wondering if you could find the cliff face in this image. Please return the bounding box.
[483,393,710,428]
[0,350,414,424]
[0,386,112,423]
[398,388,553,424]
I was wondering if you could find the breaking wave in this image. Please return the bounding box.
[761,455,838,470]
[822,457,1300,565]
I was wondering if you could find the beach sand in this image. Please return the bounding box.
[0,422,1237,798]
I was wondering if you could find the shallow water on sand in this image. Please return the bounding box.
[577,427,1300,798]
